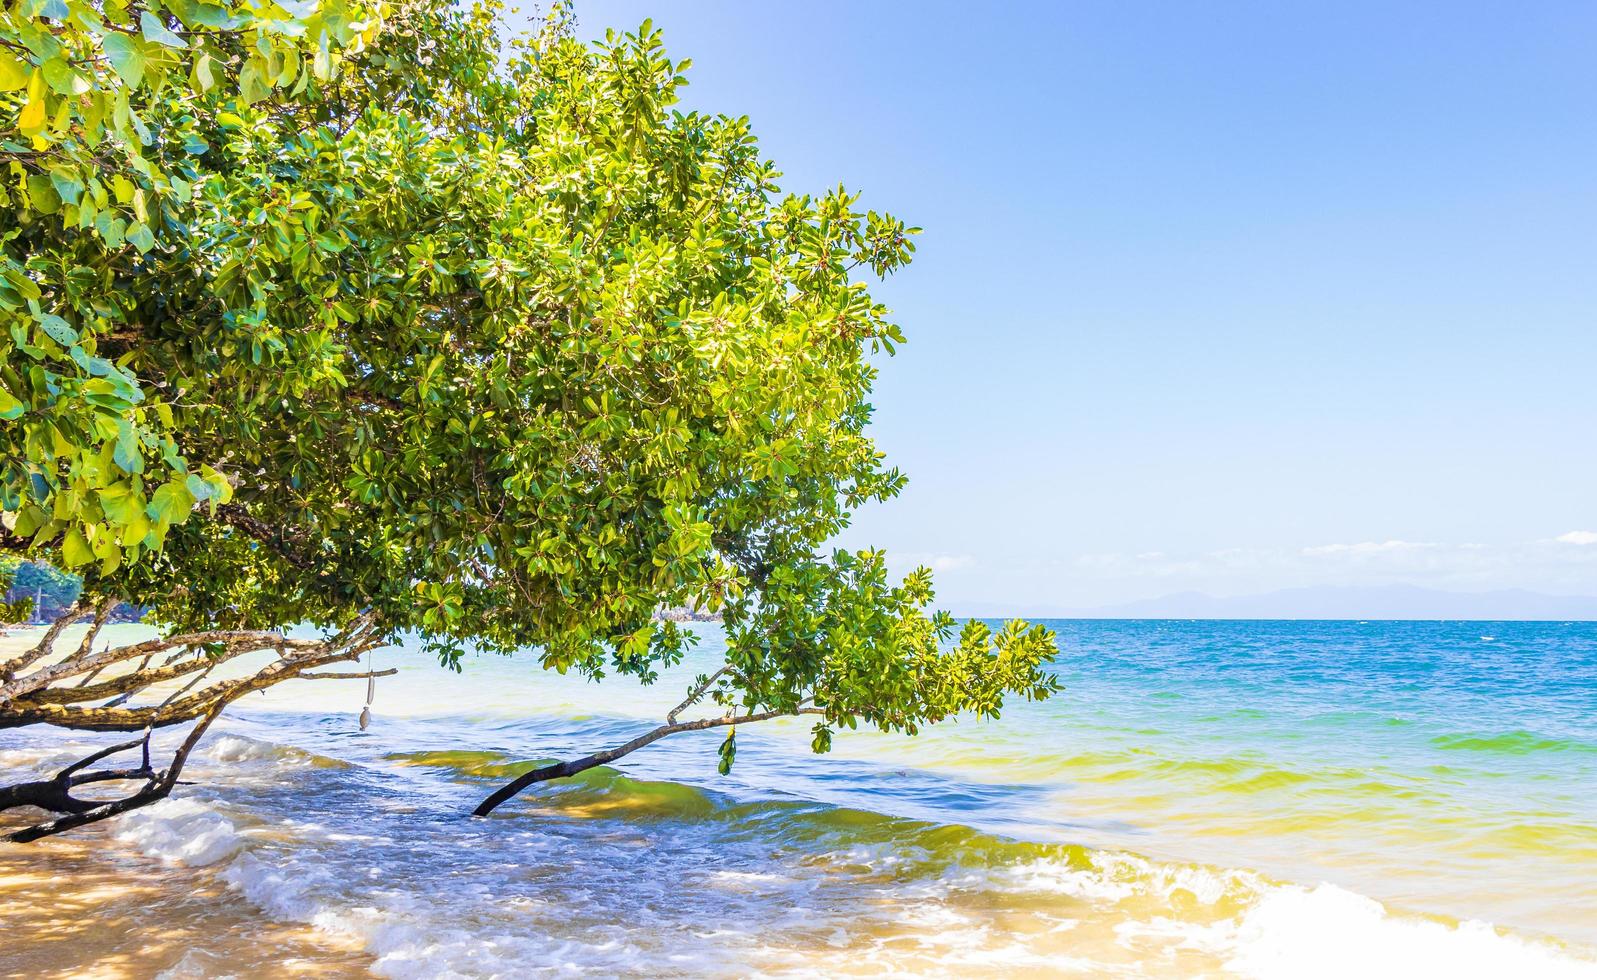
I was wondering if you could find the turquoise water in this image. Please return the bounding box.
[4,619,1596,977]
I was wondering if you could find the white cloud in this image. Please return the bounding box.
[929,554,974,572]
[1301,540,1436,557]
[1045,530,1597,603]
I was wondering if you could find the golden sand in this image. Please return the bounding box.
[0,816,373,980]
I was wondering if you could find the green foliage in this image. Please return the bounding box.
[2,0,384,572]
[722,551,1059,752]
[3,1,1059,751]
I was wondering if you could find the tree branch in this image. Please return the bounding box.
[0,603,83,683]
[473,706,824,817]
[667,664,732,724]
[57,738,146,779]
[0,629,321,705]
[7,696,230,843]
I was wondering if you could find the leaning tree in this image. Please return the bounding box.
[1,0,1059,841]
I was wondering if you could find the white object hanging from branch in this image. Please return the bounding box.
[358,648,376,730]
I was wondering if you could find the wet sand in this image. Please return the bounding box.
[0,814,372,979]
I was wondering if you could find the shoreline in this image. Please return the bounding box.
[3,620,1596,977]
[0,816,372,979]
[4,721,1596,979]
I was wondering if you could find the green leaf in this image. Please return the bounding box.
[199,464,233,503]
[113,422,143,474]
[3,267,41,301]
[139,11,189,48]
[120,512,151,546]
[811,724,833,754]
[70,345,118,377]
[95,211,126,249]
[185,473,212,502]
[186,3,232,28]
[0,49,28,92]
[100,484,144,525]
[0,386,22,420]
[13,504,48,537]
[149,480,196,526]
[192,51,215,92]
[61,528,93,567]
[49,170,82,205]
[101,33,146,88]
[126,222,156,253]
[25,174,60,214]
[37,313,78,346]
[41,55,86,95]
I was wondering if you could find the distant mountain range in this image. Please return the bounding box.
[957,585,1597,621]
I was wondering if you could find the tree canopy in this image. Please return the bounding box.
[2,0,1059,801]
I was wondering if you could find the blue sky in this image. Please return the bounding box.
[564,2,1597,610]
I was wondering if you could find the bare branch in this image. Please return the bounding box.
[7,697,231,843]
[0,603,83,683]
[56,738,146,779]
[2,610,385,840]
[667,664,732,724]
[0,629,320,704]
[298,668,399,680]
[474,705,825,816]
[29,647,253,706]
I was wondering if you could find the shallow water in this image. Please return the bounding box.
[2,620,1595,978]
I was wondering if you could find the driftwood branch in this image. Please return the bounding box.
[0,737,154,820]
[473,705,824,817]
[1,614,384,840]
[7,697,230,843]
[58,738,147,779]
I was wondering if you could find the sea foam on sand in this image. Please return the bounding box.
[1226,883,1597,980]
[113,798,243,867]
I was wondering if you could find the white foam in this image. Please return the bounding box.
[154,948,236,980]
[995,849,1264,907]
[939,848,1597,979]
[207,735,286,763]
[221,849,674,979]
[1226,883,1597,980]
[223,851,327,921]
[114,798,243,867]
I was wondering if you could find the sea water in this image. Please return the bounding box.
[2,619,1594,978]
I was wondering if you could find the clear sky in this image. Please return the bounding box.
[562,1,1597,611]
